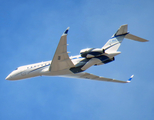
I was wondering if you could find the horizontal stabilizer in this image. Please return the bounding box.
[125,33,148,42]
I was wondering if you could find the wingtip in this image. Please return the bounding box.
[127,75,134,82]
[143,39,149,42]
[64,27,70,34]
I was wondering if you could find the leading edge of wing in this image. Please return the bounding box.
[65,72,134,83]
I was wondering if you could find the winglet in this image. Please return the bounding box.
[63,27,70,35]
[127,75,134,83]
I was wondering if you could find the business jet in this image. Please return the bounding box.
[6,24,148,83]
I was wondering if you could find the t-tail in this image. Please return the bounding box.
[102,24,148,53]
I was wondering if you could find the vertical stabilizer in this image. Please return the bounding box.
[102,24,148,53]
[102,24,128,52]
[113,24,128,36]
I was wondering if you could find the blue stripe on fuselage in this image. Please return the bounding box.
[28,64,50,73]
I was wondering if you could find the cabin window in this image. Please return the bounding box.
[58,56,61,60]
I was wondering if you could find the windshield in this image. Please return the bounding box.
[15,68,18,70]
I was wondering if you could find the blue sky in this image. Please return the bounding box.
[0,0,154,120]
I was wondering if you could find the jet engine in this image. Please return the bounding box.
[80,48,105,58]
[95,56,115,66]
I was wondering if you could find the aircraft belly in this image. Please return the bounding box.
[42,69,73,76]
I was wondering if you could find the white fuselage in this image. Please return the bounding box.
[6,55,83,80]
[6,52,120,80]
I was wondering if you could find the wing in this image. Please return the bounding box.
[65,72,134,83]
[49,27,75,72]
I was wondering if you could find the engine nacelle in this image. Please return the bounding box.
[95,57,115,66]
[80,48,104,58]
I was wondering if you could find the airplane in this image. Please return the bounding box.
[6,24,148,83]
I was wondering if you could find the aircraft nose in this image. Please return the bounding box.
[6,70,22,80]
[5,74,12,80]
[5,71,17,80]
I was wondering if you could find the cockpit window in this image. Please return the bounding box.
[15,68,18,70]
